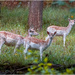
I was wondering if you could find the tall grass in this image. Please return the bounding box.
[0,6,75,67]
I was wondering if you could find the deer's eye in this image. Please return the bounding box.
[30,30,34,32]
[32,31,34,33]
[30,30,32,32]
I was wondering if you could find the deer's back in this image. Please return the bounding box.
[47,25,67,36]
[0,31,24,46]
[25,37,46,44]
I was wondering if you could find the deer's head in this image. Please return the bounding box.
[68,18,75,26]
[47,31,56,39]
[28,28,39,36]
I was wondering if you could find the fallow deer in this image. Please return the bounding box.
[24,31,56,61]
[0,28,39,54]
[27,28,39,37]
[47,18,75,47]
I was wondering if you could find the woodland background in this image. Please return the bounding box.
[0,0,75,74]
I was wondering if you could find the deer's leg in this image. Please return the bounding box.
[14,41,21,53]
[24,44,29,59]
[63,35,66,47]
[24,44,29,54]
[23,41,26,50]
[14,45,19,53]
[40,47,43,61]
[0,38,5,54]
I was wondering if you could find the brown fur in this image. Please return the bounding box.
[49,20,75,31]
[25,37,47,44]
[50,25,67,30]
[0,31,24,40]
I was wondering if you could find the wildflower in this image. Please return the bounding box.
[71,16,73,18]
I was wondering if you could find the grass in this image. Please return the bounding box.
[48,35,75,66]
[0,6,75,73]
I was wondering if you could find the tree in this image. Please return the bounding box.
[28,1,43,31]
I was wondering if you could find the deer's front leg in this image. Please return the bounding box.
[24,44,29,59]
[63,34,66,47]
[40,47,43,61]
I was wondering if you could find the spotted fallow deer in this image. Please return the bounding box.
[47,18,75,47]
[24,31,56,61]
[0,28,39,54]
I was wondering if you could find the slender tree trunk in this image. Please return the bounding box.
[28,1,43,31]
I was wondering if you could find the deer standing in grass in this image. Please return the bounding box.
[47,18,75,47]
[0,28,39,54]
[24,31,56,61]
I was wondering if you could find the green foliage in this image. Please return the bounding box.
[52,0,75,6]
[70,8,75,13]
[27,57,75,74]
[52,0,75,13]
[52,0,66,5]
[27,58,57,74]
[69,0,75,3]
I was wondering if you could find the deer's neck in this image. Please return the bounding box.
[27,33,32,37]
[66,23,73,34]
[44,36,52,49]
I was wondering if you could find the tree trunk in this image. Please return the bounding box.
[28,1,43,31]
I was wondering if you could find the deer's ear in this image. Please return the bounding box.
[47,31,49,35]
[74,19,75,22]
[68,18,70,21]
[54,31,56,35]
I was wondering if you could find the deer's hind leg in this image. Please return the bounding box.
[14,41,21,54]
